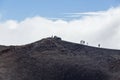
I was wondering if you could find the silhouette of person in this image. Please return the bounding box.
[83,41,85,44]
[87,43,88,45]
[80,40,83,44]
[98,44,100,47]
[80,40,86,45]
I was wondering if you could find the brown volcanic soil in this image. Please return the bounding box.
[0,37,120,80]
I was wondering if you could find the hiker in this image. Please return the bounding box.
[98,44,100,47]
[87,42,88,45]
[83,41,85,44]
[80,40,83,44]
[80,40,85,45]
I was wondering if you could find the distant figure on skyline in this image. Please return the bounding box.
[87,42,88,45]
[80,40,85,45]
[83,41,85,44]
[98,44,100,47]
[80,40,83,44]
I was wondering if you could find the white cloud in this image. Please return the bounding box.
[65,11,105,18]
[0,6,120,49]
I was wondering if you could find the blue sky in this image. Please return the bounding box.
[0,0,119,21]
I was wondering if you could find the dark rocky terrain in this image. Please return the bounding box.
[0,37,120,80]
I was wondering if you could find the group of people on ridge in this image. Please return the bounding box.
[80,40,101,48]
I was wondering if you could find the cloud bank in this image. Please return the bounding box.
[0,6,120,49]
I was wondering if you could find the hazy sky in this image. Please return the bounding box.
[0,0,120,49]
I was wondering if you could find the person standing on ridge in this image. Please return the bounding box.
[98,44,100,47]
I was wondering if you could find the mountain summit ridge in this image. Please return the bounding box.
[0,37,120,80]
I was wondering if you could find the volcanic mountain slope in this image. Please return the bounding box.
[0,37,120,80]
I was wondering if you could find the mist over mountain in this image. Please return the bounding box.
[1,6,120,49]
[0,37,120,80]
